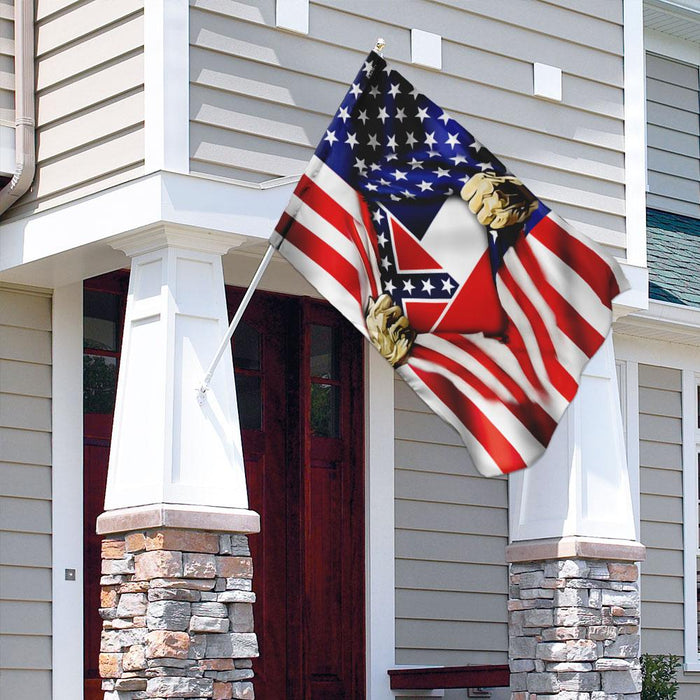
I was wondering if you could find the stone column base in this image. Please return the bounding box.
[507,538,645,700]
[98,527,258,700]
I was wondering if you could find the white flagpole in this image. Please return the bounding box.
[197,244,275,404]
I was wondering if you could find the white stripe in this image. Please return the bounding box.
[397,363,504,477]
[416,333,518,404]
[506,251,590,376]
[302,155,365,222]
[526,235,613,338]
[496,275,570,418]
[407,354,547,469]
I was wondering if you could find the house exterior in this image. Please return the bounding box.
[0,1,698,699]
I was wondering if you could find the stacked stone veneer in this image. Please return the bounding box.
[99,529,257,700]
[509,558,641,699]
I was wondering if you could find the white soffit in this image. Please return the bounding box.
[644,0,700,43]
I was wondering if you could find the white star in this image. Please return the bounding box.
[445,188,454,196]
[377,231,388,246]
[369,85,380,98]
[439,112,451,124]
[379,178,390,186]
[367,133,380,149]
[366,182,378,192]
[410,88,420,98]
[387,135,398,150]
[402,189,416,199]
[396,107,407,122]
[469,139,483,152]
[478,161,494,171]
[380,256,392,271]
[384,279,396,294]
[370,162,382,171]
[363,60,374,75]
[350,83,362,98]
[324,130,338,146]
[416,106,429,122]
[445,133,460,149]
[436,167,450,178]
[338,106,350,122]
[408,157,423,170]
[421,279,434,295]
[377,107,389,123]
[388,83,401,97]
[386,153,398,161]
[393,169,407,181]
[459,175,471,185]
[451,154,467,165]
[424,131,437,147]
[390,194,401,201]
[442,278,455,293]
[354,157,367,174]
[418,181,433,192]
[403,279,415,294]
[358,109,369,124]
[345,132,359,148]
[427,150,440,158]
[405,132,418,147]
[372,209,384,223]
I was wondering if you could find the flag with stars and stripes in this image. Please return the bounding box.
[270,51,629,477]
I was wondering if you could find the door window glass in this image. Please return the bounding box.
[310,324,340,437]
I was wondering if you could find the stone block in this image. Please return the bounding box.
[544,560,589,579]
[608,563,638,582]
[558,671,600,692]
[204,633,259,659]
[146,630,191,659]
[125,532,146,552]
[588,626,617,641]
[135,551,183,580]
[191,616,230,633]
[216,669,255,682]
[527,672,560,693]
[118,581,149,594]
[123,644,147,671]
[102,539,126,559]
[115,677,147,691]
[604,633,640,659]
[216,557,253,579]
[515,571,546,589]
[601,669,642,694]
[229,604,254,633]
[230,535,250,556]
[149,588,201,602]
[508,672,527,691]
[595,658,635,671]
[117,593,148,618]
[509,636,537,659]
[149,577,216,590]
[146,676,214,698]
[541,626,586,641]
[554,589,589,608]
[554,607,602,627]
[522,608,554,627]
[146,529,220,554]
[184,553,217,579]
[588,563,611,580]
[99,653,123,678]
[101,587,119,608]
[217,591,255,604]
[101,629,148,652]
[510,659,535,672]
[566,639,598,662]
[537,642,567,661]
[192,602,228,618]
[214,681,233,699]
[189,634,207,660]
[601,589,639,608]
[102,556,136,576]
[231,681,254,699]
[589,589,602,609]
[546,662,593,672]
[147,601,191,631]
[201,659,235,671]
[520,588,554,600]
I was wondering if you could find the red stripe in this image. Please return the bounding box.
[296,175,378,299]
[412,344,556,447]
[499,266,578,402]
[530,217,620,308]
[442,334,558,442]
[410,361,528,474]
[515,239,605,358]
[277,212,364,306]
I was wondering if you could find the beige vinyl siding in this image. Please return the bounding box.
[394,376,509,666]
[0,0,13,127]
[646,53,700,218]
[189,0,627,257]
[5,0,145,220]
[0,286,52,698]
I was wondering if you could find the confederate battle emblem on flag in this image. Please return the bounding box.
[271,51,629,477]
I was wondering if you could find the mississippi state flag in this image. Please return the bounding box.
[271,52,628,477]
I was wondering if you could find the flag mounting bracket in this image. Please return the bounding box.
[196,244,275,405]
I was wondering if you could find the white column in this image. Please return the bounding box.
[102,227,251,515]
[509,335,637,545]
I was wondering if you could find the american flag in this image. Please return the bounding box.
[271,52,628,476]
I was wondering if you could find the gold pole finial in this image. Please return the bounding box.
[374,37,386,56]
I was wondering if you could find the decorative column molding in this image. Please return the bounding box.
[99,225,256,522]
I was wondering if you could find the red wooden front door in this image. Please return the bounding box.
[83,277,365,699]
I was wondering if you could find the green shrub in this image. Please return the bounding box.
[641,654,681,700]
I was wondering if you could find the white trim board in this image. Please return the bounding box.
[51,283,85,699]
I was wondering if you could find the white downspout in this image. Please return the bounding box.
[0,0,35,215]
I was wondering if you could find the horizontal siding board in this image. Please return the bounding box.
[0,395,51,432]
[642,628,683,655]
[395,529,507,566]
[0,292,51,331]
[646,192,700,219]
[396,618,508,651]
[0,327,50,364]
[637,414,683,444]
[0,635,51,669]
[640,466,682,498]
[647,53,699,89]
[396,469,506,508]
[640,574,683,602]
[396,589,506,623]
[0,601,51,635]
[647,76,699,113]
[639,440,682,470]
[396,648,507,666]
[395,559,508,596]
[640,546,684,576]
[647,124,698,162]
[0,566,52,601]
[647,148,700,182]
[646,101,700,137]
[639,520,683,551]
[638,387,683,418]
[394,439,481,477]
[0,428,51,466]
[640,601,684,631]
[647,171,700,207]
[0,670,52,698]
[396,410,462,447]
[0,464,51,500]
[639,494,683,524]
[0,497,52,534]
[0,532,52,568]
[396,500,507,537]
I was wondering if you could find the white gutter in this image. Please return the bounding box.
[0,0,35,215]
